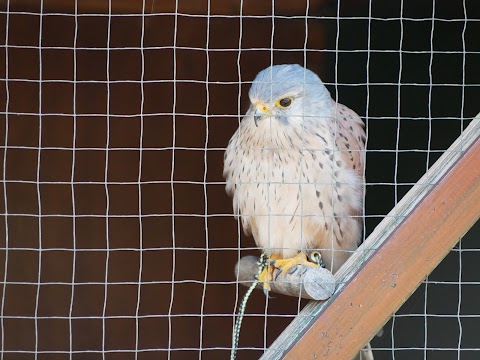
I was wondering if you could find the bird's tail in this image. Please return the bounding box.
[352,342,374,360]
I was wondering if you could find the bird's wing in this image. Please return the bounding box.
[332,100,366,176]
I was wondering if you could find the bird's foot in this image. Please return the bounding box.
[257,252,323,295]
[256,253,282,294]
[270,252,321,278]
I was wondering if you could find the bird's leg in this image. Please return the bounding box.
[256,253,282,293]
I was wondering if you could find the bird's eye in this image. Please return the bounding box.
[276,97,293,108]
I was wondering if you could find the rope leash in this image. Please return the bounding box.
[230,253,267,360]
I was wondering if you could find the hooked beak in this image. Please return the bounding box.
[253,103,271,127]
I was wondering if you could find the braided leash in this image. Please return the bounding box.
[230,253,267,360]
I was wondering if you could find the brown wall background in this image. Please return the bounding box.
[1,1,479,360]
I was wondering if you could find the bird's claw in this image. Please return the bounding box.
[263,287,275,298]
[274,267,282,281]
[286,264,299,275]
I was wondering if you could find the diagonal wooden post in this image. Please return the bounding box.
[261,114,480,360]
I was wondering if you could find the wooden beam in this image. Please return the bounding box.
[261,114,480,360]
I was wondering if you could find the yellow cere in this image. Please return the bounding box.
[256,103,270,114]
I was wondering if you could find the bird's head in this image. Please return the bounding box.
[247,64,332,127]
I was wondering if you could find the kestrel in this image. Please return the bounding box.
[224,64,366,289]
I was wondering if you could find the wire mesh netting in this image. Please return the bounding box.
[0,0,479,359]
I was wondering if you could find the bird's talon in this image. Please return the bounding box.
[298,267,308,276]
[287,265,298,275]
[274,268,283,281]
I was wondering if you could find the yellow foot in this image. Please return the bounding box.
[271,252,320,277]
[257,252,322,294]
[257,254,281,293]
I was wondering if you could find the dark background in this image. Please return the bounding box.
[0,0,479,359]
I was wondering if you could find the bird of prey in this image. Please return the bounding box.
[224,63,365,279]
[224,64,371,359]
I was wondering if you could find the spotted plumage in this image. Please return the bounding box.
[224,64,366,274]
